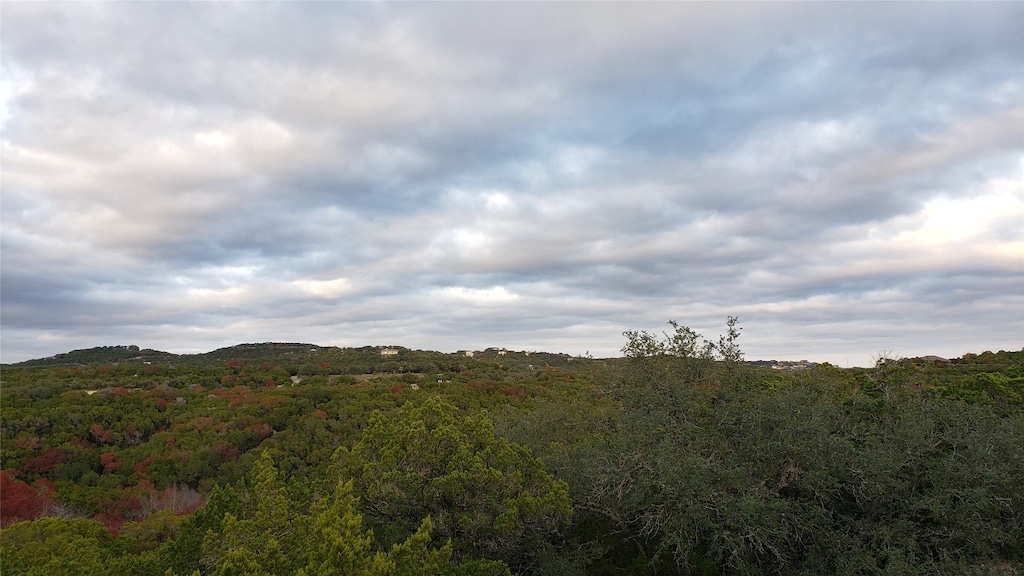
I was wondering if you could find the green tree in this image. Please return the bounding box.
[335,397,572,570]
[1,517,117,575]
[201,451,306,574]
[199,451,456,576]
[159,483,242,576]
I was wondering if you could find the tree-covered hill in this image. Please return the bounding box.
[12,345,180,367]
[2,323,1022,575]
[6,342,596,375]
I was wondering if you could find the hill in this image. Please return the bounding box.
[6,342,598,373]
[1,333,1022,574]
[12,345,179,367]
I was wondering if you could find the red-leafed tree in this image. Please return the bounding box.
[245,423,274,443]
[1,470,55,527]
[89,423,115,444]
[134,456,158,475]
[12,435,40,451]
[100,452,122,474]
[24,447,67,474]
[93,511,124,536]
[214,443,241,460]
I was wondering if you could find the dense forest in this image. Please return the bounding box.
[2,321,1022,575]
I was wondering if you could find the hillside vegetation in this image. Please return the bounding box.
[2,322,1022,575]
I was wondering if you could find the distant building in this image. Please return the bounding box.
[380,347,399,356]
[464,351,475,358]
[766,360,817,371]
[498,348,507,356]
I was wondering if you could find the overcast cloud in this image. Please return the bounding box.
[2,2,1021,365]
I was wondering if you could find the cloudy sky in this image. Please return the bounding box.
[2,2,1022,365]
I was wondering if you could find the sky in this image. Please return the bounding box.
[2,2,1022,366]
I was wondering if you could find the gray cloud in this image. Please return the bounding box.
[2,2,1021,365]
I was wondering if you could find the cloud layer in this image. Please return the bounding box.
[2,3,1022,365]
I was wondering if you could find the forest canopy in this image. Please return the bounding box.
[2,321,1022,575]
